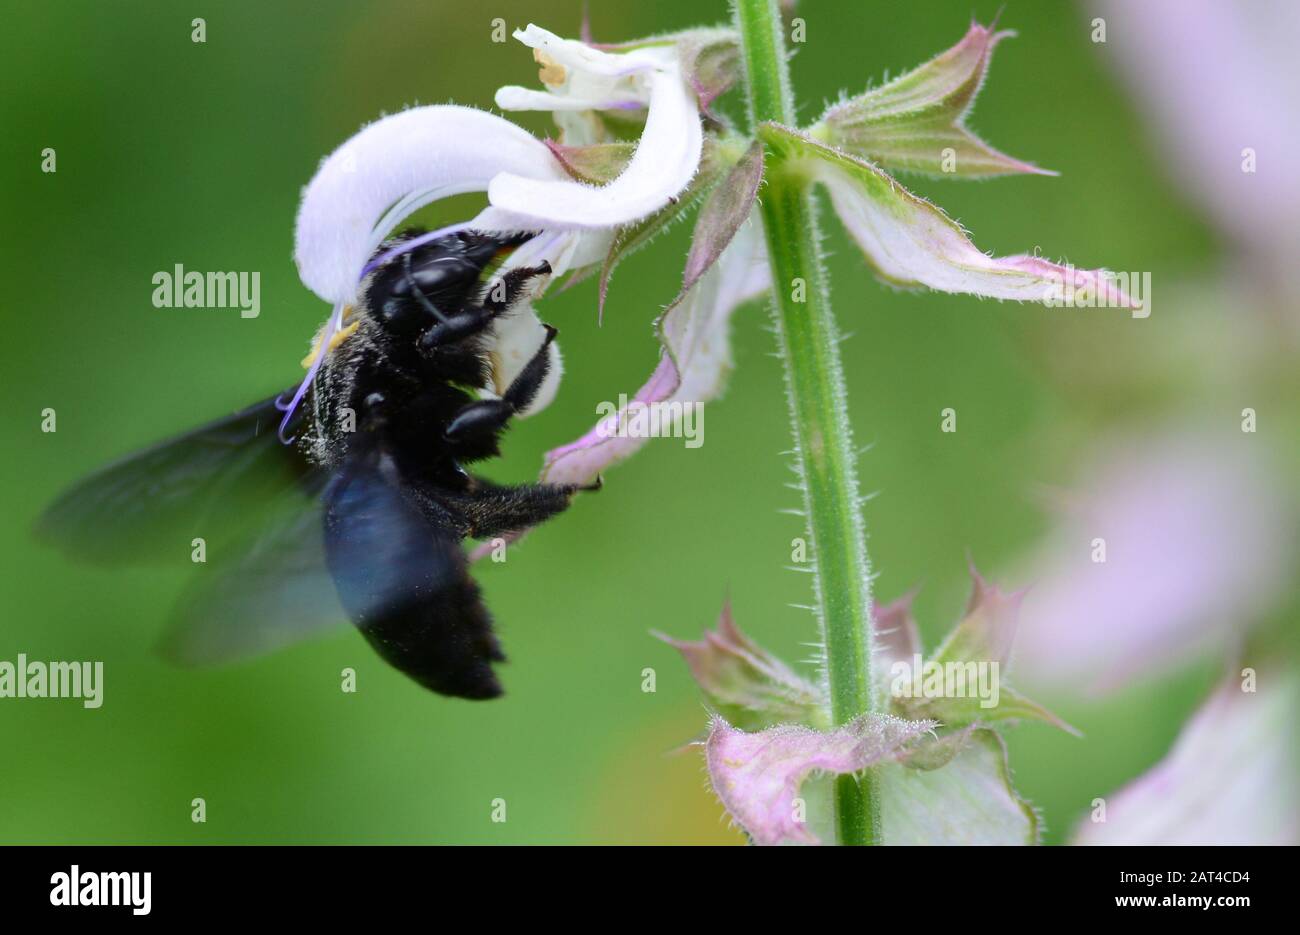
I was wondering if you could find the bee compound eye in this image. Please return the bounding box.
[408,256,480,295]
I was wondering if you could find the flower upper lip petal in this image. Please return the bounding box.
[511,23,668,79]
[488,68,703,229]
[489,23,702,229]
[293,104,567,304]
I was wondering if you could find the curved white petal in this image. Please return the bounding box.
[488,68,702,229]
[512,24,667,78]
[293,105,567,303]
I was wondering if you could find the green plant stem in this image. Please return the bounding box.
[733,0,879,846]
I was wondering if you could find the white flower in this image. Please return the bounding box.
[492,25,703,228]
[288,24,704,428]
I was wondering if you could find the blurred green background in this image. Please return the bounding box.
[0,0,1233,844]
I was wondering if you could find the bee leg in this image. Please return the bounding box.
[455,479,587,538]
[418,263,551,352]
[444,325,557,443]
[482,261,552,314]
[443,399,512,445]
[419,307,496,350]
[497,322,557,412]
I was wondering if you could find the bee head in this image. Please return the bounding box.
[364,229,531,338]
[277,228,534,445]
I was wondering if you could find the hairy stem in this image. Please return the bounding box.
[733,0,879,846]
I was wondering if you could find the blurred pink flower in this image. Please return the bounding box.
[1093,0,1300,285]
[1074,668,1300,845]
[1015,433,1292,694]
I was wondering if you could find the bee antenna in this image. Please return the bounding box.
[360,220,476,280]
[403,253,450,323]
[277,299,346,444]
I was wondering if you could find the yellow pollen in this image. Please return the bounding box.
[534,49,566,86]
[300,316,359,369]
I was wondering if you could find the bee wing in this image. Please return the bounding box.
[163,447,504,699]
[42,392,503,698]
[324,450,505,700]
[159,489,348,665]
[36,393,312,564]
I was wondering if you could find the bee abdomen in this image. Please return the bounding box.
[322,449,505,699]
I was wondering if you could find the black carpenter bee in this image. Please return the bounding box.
[38,229,595,699]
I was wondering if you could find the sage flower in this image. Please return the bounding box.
[1014,434,1290,694]
[289,19,1137,479]
[287,15,1138,845]
[1074,668,1300,845]
[284,24,707,436]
